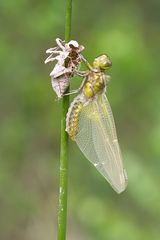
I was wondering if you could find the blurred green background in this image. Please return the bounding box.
[1,0,160,239]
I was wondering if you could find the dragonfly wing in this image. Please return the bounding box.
[75,94,127,193]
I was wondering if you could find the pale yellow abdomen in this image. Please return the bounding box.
[66,99,83,140]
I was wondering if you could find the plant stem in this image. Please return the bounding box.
[57,0,72,240]
[65,0,72,42]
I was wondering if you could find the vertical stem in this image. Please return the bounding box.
[65,0,72,42]
[57,0,72,240]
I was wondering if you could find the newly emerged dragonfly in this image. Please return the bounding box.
[66,55,127,193]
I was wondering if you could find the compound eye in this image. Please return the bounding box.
[103,56,112,68]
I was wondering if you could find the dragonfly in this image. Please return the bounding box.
[66,54,128,193]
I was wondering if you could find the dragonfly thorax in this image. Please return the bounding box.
[83,71,105,99]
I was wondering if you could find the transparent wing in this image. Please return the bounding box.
[75,94,127,193]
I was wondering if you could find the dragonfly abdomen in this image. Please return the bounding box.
[66,96,84,140]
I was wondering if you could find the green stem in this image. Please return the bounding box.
[57,0,72,240]
[65,0,72,42]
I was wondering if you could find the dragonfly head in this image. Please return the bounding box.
[93,54,112,71]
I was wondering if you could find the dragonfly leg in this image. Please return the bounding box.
[80,55,93,70]
[75,70,87,77]
[63,75,87,96]
[44,55,60,64]
[56,38,65,50]
[63,89,80,96]
[106,75,111,83]
[46,49,61,54]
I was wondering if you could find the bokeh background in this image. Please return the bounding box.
[1,0,160,239]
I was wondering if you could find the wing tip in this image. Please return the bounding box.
[113,170,128,194]
[114,182,128,194]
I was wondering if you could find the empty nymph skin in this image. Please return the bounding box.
[45,38,84,98]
